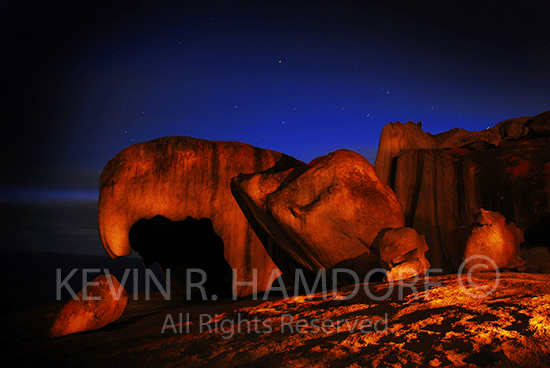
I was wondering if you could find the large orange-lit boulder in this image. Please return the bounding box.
[455,209,525,271]
[48,275,127,338]
[98,137,303,297]
[231,149,405,277]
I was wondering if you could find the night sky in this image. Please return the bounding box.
[1,0,549,254]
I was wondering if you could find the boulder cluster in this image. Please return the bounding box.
[96,109,550,302]
[375,109,550,273]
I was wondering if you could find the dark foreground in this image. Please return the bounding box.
[2,273,550,368]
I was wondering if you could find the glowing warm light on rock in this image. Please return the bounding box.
[98,137,304,297]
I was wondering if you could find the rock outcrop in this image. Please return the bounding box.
[48,275,127,338]
[98,137,304,297]
[375,109,550,272]
[525,109,550,135]
[374,119,508,187]
[9,273,550,367]
[231,149,405,278]
[374,121,437,186]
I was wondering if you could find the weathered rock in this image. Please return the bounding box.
[392,148,472,271]
[495,116,530,140]
[461,209,525,271]
[48,275,127,338]
[525,109,550,135]
[518,246,550,273]
[374,121,505,188]
[446,226,471,273]
[377,111,550,272]
[98,137,304,297]
[374,121,436,186]
[524,212,550,247]
[232,149,405,277]
[437,127,502,149]
[9,273,550,367]
[372,227,430,281]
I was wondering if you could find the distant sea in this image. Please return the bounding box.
[0,249,165,315]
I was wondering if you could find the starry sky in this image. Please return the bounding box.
[1,0,549,254]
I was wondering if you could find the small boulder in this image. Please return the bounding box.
[48,275,127,338]
[461,209,526,271]
[373,227,430,281]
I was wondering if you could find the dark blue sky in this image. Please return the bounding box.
[1,0,549,254]
[2,0,549,195]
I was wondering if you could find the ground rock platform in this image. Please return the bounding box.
[3,273,550,367]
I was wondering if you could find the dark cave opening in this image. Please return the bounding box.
[128,215,233,298]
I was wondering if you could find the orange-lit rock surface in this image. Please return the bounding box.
[374,120,507,187]
[373,227,430,281]
[5,273,550,367]
[453,209,525,272]
[98,137,303,297]
[48,275,127,338]
[374,121,437,186]
[376,110,550,272]
[231,149,405,277]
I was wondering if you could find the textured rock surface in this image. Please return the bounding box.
[376,110,550,272]
[232,149,405,277]
[373,227,430,281]
[5,273,550,367]
[48,275,127,338]
[98,136,304,297]
[374,121,437,186]
[525,109,550,135]
[519,246,550,274]
[374,119,508,188]
[458,209,525,271]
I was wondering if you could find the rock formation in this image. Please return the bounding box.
[372,227,430,281]
[375,109,550,272]
[231,149,405,278]
[447,209,525,272]
[48,275,127,338]
[373,119,507,187]
[98,137,304,297]
[373,121,437,186]
[11,273,550,367]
